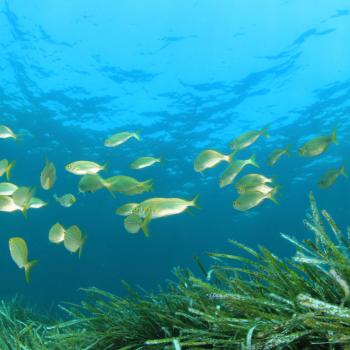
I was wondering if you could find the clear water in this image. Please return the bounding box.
[0,0,349,311]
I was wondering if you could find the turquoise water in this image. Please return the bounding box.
[0,0,349,310]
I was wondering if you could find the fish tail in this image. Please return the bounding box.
[134,130,141,141]
[249,154,259,168]
[190,194,200,209]
[24,260,38,284]
[5,160,16,181]
[331,127,338,145]
[103,162,109,173]
[269,185,281,205]
[261,124,270,138]
[143,179,154,192]
[158,156,164,164]
[340,165,348,178]
[228,150,237,162]
[285,144,292,156]
[140,213,151,238]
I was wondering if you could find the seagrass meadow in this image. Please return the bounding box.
[1,192,350,350]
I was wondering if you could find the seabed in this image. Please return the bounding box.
[2,192,350,350]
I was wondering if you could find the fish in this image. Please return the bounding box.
[64,225,86,258]
[40,158,56,190]
[318,165,348,189]
[124,213,144,234]
[233,186,280,211]
[299,128,338,157]
[9,237,38,284]
[132,195,199,236]
[130,156,162,170]
[104,175,153,195]
[0,182,18,196]
[235,173,274,192]
[12,186,35,216]
[115,202,139,216]
[229,126,269,152]
[65,161,107,175]
[237,183,274,195]
[0,159,16,181]
[0,195,19,212]
[49,223,66,244]
[0,125,17,140]
[194,150,234,173]
[54,193,77,207]
[267,145,291,166]
[104,131,141,148]
[219,155,259,188]
[29,197,47,209]
[78,174,106,193]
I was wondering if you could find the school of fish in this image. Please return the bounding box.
[0,124,345,283]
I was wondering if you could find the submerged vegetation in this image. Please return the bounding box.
[3,192,350,349]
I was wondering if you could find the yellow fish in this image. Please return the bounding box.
[130,156,161,170]
[229,126,269,152]
[0,159,16,181]
[29,197,47,209]
[299,128,337,157]
[49,223,66,244]
[104,131,140,147]
[233,186,279,211]
[267,145,291,166]
[104,176,153,195]
[12,186,35,216]
[65,161,106,175]
[0,196,19,212]
[219,155,259,188]
[194,150,234,173]
[64,225,86,258]
[237,183,274,195]
[0,125,18,140]
[132,195,199,236]
[79,174,106,193]
[54,193,77,207]
[235,173,274,192]
[0,182,18,195]
[318,165,348,189]
[40,158,56,190]
[9,237,38,284]
[115,202,139,216]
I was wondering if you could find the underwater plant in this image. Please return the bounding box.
[3,192,350,349]
[44,192,350,349]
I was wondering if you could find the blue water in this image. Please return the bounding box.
[1,0,350,310]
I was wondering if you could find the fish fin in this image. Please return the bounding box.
[186,208,195,216]
[53,193,59,202]
[158,156,165,164]
[190,194,200,209]
[78,235,87,258]
[103,163,109,173]
[24,260,38,284]
[269,185,281,205]
[134,130,141,141]
[331,127,338,145]
[5,160,16,181]
[140,212,152,238]
[340,165,348,179]
[143,179,154,192]
[261,124,270,138]
[285,144,292,156]
[228,150,237,162]
[249,154,259,168]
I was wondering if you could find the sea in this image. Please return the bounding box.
[0,0,349,314]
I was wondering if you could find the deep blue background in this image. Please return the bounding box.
[0,0,349,310]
